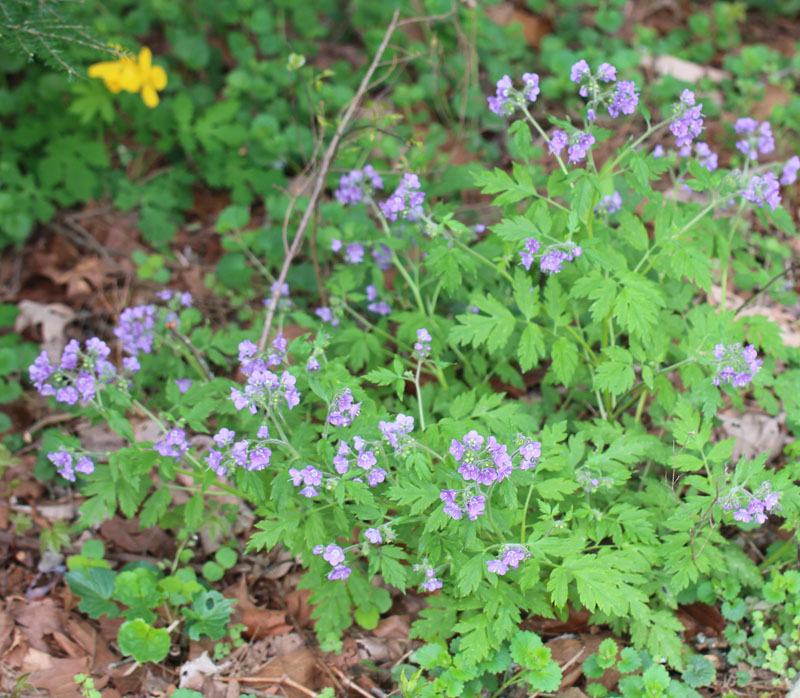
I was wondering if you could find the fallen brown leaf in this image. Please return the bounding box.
[372,614,410,639]
[484,2,551,49]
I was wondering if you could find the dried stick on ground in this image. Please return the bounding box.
[256,8,401,352]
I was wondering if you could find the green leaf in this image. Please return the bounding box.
[681,655,716,688]
[184,493,204,530]
[107,411,134,443]
[518,323,545,372]
[215,546,237,569]
[112,568,166,622]
[450,295,516,355]
[456,553,485,595]
[414,642,451,670]
[551,336,579,385]
[617,647,642,674]
[65,568,119,619]
[510,631,562,691]
[597,637,618,669]
[182,590,236,641]
[117,619,171,663]
[593,347,635,395]
[642,664,670,694]
[202,561,225,582]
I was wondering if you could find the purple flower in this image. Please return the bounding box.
[174,378,192,393]
[549,129,568,156]
[521,72,540,102]
[520,237,540,271]
[586,108,596,122]
[653,144,664,158]
[567,132,595,164]
[75,456,94,475]
[487,74,515,116]
[487,559,508,575]
[379,174,426,222]
[713,342,762,388]
[734,117,757,134]
[154,428,190,459]
[60,340,79,370]
[597,62,617,82]
[372,244,392,270]
[315,307,339,326]
[335,165,384,206]
[413,328,432,360]
[570,60,590,83]
[57,386,79,405]
[743,172,781,211]
[670,93,704,149]
[421,576,442,592]
[502,546,529,569]
[364,528,382,544]
[540,249,570,275]
[331,239,342,252]
[205,449,227,477]
[327,564,351,581]
[48,449,75,481]
[466,495,485,520]
[595,192,622,214]
[520,440,541,470]
[695,142,718,172]
[607,80,638,118]
[312,545,324,555]
[214,428,236,447]
[323,544,345,566]
[368,468,386,487]
[257,426,270,439]
[345,243,365,264]
[238,340,257,362]
[780,156,800,186]
[307,356,320,372]
[115,305,157,356]
[328,388,361,427]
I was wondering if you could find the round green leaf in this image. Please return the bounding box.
[202,560,224,582]
[214,546,237,570]
[117,619,170,663]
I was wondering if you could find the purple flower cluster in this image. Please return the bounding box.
[315,306,340,327]
[520,237,581,274]
[156,290,192,307]
[595,192,622,215]
[48,448,94,482]
[519,238,540,271]
[577,469,613,493]
[780,156,800,186]
[486,72,540,116]
[328,388,361,427]
[154,428,190,460]
[379,174,426,222]
[29,338,124,406]
[290,465,323,497]
[231,340,301,414]
[115,305,157,356]
[486,546,531,575]
[420,568,443,592]
[335,164,384,206]
[413,328,431,360]
[570,60,616,96]
[549,129,595,164]
[694,142,718,172]
[519,440,541,470]
[264,281,292,311]
[334,437,377,475]
[608,81,639,118]
[378,413,415,453]
[372,244,393,271]
[734,118,774,160]
[313,544,351,581]
[205,426,271,477]
[364,527,382,544]
[713,343,762,388]
[742,172,781,211]
[721,483,781,524]
[366,285,392,316]
[670,90,704,149]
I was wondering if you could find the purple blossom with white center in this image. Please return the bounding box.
[522,72,540,102]
[345,243,365,264]
[328,565,351,581]
[75,456,94,475]
[595,192,622,215]
[540,249,570,274]
[520,237,540,271]
[440,490,462,520]
[364,528,382,544]
[712,342,763,388]
[379,413,415,453]
[597,62,617,82]
[486,74,515,116]
[742,172,781,212]
[502,546,530,569]
[670,91,704,149]
[421,574,443,592]
[570,59,590,84]
[379,173,426,222]
[48,449,75,481]
[780,156,800,186]
[487,559,508,575]
[315,307,339,326]
[367,469,386,487]
[335,164,384,206]
[567,132,596,164]
[153,428,190,460]
[74,372,95,402]
[323,544,345,566]
[695,142,718,172]
[115,305,157,356]
[214,428,236,447]
[257,426,270,439]
[413,328,432,360]
[549,129,568,156]
[519,440,541,470]
[328,388,361,427]
[607,80,638,118]
[372,244,392,271]
[205,449,226,477]
[466,495,485,520]
[289,465,322,497]
[174,378,192,393]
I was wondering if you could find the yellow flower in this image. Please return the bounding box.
[88,46,167,108]
[134,47,167,108]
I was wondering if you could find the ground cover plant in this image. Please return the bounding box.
[3,1,800,697]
